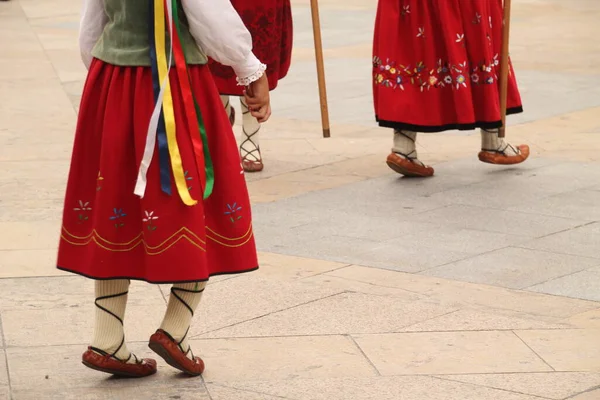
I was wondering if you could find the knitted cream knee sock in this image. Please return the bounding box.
[91,279,137,363]
[160,282,207,360]
[240,98,262,161]
[392,130,424,164]
[481,128,519,156]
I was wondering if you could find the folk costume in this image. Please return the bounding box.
[58,0,266,377]
[209,0,293,172]
[373,0,529,177]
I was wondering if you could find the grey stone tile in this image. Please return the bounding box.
[288,217,439,243]
[409,204,587,237]
[346,241,471,273]
[383,226,528,255]
[509,189,600,221]
[255,233,384,267]
[422,247,600,290]
[199,292,456,338]
[528,267,600,301]
[522,222,600,259]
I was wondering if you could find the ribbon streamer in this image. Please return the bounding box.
[135,0,213,206]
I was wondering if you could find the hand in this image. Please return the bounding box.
[243,73,271,123]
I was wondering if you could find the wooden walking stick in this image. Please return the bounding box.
[498,0,512,138]
[310,0,331,138]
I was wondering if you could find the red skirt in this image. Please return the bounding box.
[208,0,293,95]
[57,60,258,283]
[373,0,523,132]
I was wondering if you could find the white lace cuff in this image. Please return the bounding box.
[236,63,267,86]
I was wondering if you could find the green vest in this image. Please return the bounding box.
[92,0,207,66]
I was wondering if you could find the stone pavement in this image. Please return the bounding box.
[1,0,600,399]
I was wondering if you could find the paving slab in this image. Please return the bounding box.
[400,308,570,333]
[199,291,456,338]
[1,304,165,347]
[194,335,377,381]
[422,247,600,290]
[521,222,600,259]
[438,372,600,400]
[516,329,600,372]
[408,204,588,237]
[353,331,552,375]
[0,249,67,278]
[326,266,600,318]
[220,375,545,400]
[0,351,7,389]
[528,267,600,302]
[189,274,344,337]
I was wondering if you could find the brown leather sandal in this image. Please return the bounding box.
[82,286,157,378]
[149,330,205,376]
[479,144,530,165]
[82,347,157,378]
[386,152,434,177]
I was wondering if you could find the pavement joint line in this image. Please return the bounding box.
[414,245,515,276]
[529,221,598,241]
[188,291,348,339]
[319,271,600,316]
[296,263,354,280]
[523,264,600,292]
[207,382,296,400]
[563,384,600,400]
[347,334,381,377]
[514,244,600,261]
[431,374,555,400]
[0,314,13,397]
[511,330,557,372]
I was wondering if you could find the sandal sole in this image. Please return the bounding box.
[81,360,156,378]
[386,160,432,178]
[148,341,202,376]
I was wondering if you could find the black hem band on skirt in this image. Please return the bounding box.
[56,265,259,284]
[376,106,524,133]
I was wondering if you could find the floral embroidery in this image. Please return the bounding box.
[143,211,159,231]
[74,200,92,223]
[473,12,482,24]
[417,27,425,38]
[401,5,410,16]
[225,203,243,223]
[456,33,465,43]
[373,54,501,91]
[110,208,127,229]
[96,172,104,192]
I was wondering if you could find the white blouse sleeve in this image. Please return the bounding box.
[79,0,108,69]
[181,0,266,86]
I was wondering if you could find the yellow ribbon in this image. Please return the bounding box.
[154,0,197,206]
